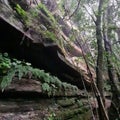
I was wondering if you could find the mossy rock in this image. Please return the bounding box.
[57,98,76,107]
[68,110,92,120]
[56,107,89,120]
[37,3,56,24]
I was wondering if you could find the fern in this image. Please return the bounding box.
[0,53,79,96]
[1,68,15,91]
[42,83,50,91]
[0,65,31,90]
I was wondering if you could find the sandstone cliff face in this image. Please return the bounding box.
[0,1,95,119]
[0,0,95,88]
[0,76,92,120]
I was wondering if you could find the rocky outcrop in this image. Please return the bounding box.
[0,76,91,120]
[0,1,97,119]
[0,98,92,120]
[0,1,95,89]
[1,77,81,97]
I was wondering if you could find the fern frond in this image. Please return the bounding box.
[1,68,15,91]
[0,53,79,96]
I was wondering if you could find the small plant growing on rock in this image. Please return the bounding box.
[0,53,79,97]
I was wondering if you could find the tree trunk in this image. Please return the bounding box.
[96,0,104,102]
[95,0,107,119]
[102,6,120,120]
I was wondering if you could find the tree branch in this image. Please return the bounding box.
[68,0,81,19]
[83,5,96,24]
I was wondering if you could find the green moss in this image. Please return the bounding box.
[37,3,56,25]
[57,98,75,107]
[14,3,63,47]
[29,8,39,17]
[56,107,89,120]
[68,110,92,120]
[15,4,29,25]
[43,30,57,42]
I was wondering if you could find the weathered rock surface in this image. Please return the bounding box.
[0,77,91,120]
[0,77,82,97]
[0,1,95,120]
[0,98,92,120]
[0,1,94,89]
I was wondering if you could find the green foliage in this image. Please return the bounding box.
[0,53,11,74]
[104,81,111,92]
[0,53,32,90]
[29,8,39,17]
[1,68,15,91]
[44,30,57,41]
[42,83,51,95]
[38,3,56,24]
[15,3,59,44]
[76,100,84,107]
[46,113,56,120]
[32,67,78,96]
[15,4,28,21]
[0,53,78,96]
[42,83,50,91]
